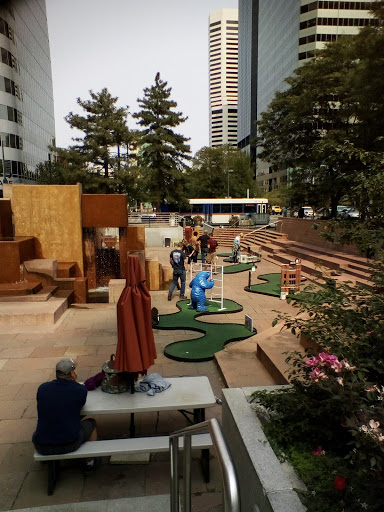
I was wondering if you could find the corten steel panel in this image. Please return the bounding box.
[82,195,128,228]
[0,242,21,283]
[126,226,145,251]
[0,199,13,238]
[7,184,84,276]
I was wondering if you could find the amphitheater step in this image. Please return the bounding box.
[0,295,69,327]
[0,286,58,302]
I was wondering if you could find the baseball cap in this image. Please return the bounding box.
[56,358,76,375]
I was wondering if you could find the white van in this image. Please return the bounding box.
[302,207,314,217]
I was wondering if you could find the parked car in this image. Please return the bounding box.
[271,205,282,214]
[340,208,360,219]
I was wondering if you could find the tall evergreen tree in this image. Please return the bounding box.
[133,73,191,210]
[65,88,131,179]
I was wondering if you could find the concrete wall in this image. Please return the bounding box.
[4,184,84,276]
[145,226,184,247]
[277,217,361,256]
[222,387,305,512]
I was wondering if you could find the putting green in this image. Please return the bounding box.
[157,299,256,362]
[245,273,281,296]
[223,262,254,274]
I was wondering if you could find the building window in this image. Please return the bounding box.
[0,105,22,124]
[0,132,23,149]
[0,17,14,41]
[0,47,18,70]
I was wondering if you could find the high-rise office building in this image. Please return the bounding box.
[0,0,55,194]
[237,0,377,191]
[209,8,238,148]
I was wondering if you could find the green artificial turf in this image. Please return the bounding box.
[246,273,281,296]
[223,262,254,273]
[157,299,256,362]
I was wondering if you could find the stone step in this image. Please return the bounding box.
[6,495,171,512]
[0,286,58,302]
[57,262,77,278]
[0,282,43,296]
[0,295,69,327]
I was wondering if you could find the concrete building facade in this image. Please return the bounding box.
[237,0,377,191]
[209,8,238,148]
[0,0,55,195]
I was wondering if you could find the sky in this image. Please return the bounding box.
[45,0,238,156]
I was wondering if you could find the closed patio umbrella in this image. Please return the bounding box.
[115,254,157,378]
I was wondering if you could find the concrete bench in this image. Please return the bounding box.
[34,433,213,495]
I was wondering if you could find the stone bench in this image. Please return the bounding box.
[34,433,213,495]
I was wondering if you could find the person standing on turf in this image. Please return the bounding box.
[168,242,187,301]
[197,231,211,264]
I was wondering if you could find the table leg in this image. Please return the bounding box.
[193,408,210,482]
[47,460,59,495]
[129,412,135,437]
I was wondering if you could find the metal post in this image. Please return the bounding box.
[183,434,192,512]
[0,132,5,181]
[170,437,179,512]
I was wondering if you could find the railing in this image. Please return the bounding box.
[128,212,180,227]
[242,220,278,241]
[169,418,240,512]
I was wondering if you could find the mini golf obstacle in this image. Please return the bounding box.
[189,261,225,310]
[157,298,256,362]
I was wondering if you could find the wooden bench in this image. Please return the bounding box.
[34,433,213,495]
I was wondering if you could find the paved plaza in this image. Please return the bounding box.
[0,249,298,511]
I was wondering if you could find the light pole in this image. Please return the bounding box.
[227,169,232,198]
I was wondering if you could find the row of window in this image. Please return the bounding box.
[301,1,374,13]
[0,47,18,71]
[0,159,27,178]
[0,104,22,124]
[300,17,377,29]
[0,132,23,149]
[190,204,256,214]
[300,33,339,44]
[0,17,14,41]
[0,75,21,99]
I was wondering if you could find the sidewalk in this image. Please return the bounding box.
[0,251,298,511]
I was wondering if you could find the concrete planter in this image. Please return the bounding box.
[222,386,306,512]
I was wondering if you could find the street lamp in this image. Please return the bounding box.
[227,169,233,198]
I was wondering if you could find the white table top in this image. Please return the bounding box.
[82,375,216,416]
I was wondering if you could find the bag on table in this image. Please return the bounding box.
[101,354,130,394]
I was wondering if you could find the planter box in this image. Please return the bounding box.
[222,386,306,512]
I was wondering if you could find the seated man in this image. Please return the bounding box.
[32,358,99,473]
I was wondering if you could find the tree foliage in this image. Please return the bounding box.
[133,72,191,209]
[257,8,384,220]
[65,88,131,179]
[187,145,261,198]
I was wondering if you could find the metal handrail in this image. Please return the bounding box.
[242,220,278,239]
[169,418,240,512]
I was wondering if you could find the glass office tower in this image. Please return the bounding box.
[237,0,376,191]
[0,0,55,194]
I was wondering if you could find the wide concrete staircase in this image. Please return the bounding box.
[212,226,373,286]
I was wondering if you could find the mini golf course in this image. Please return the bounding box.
[157,298,256,362]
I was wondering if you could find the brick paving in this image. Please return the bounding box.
[0,250,299,511]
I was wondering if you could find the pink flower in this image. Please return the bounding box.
[306,356,319,367]
[369,419,380,430]
[309,368,328,381]
[336,377,344,386]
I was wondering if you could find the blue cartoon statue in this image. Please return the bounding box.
[189,271,214,312]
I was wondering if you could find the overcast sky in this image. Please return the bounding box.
[45,0,238,156]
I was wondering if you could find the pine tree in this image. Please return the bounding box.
[65,88,131,180]
[133,73,191,210]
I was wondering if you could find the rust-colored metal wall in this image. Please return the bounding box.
[4,184,84,276]
[0,199,13,238]
[0,236,35,283]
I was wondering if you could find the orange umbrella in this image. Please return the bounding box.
[115,255,157,375]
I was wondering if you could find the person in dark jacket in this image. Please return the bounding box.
[32,358,99,472]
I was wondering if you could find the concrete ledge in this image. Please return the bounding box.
[24,259,58,279]
[222,387,305,512]
[0,296,68,327]
[109,279,126,303]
